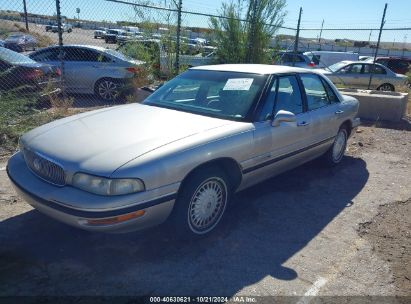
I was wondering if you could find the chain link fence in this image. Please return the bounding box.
[0,0,410,156]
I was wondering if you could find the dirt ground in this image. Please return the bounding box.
[0,125,410,299]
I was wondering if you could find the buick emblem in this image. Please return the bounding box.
[33,158,42,171]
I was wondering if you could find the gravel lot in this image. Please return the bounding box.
[0,125,410,298]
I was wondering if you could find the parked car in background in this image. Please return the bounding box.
[117,39,215,77]
[304,51,359,68]
[0,47,60,94]
[359,56,373,61]
[45,22,56,32]
[29,44,143,100]
[272,51,316,68]
[94,28,107,39]
[51,23,73,33]
[105,29,126,44]
[365,57,411,75]
[4,33,37,52]
[318,61,408,91]
[116,31,144,44]
[7,64,360,237]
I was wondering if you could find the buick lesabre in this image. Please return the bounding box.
[7,64,360,238]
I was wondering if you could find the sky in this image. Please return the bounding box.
[1,0,410,42]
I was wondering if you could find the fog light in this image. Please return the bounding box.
[86,210,145,226]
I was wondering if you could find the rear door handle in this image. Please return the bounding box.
[335,110,344,115]
[297,121,310,127]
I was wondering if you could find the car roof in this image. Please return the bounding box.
[41,44,109,52]
[191,64,316,75]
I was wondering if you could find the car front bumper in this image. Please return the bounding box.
[7,152,177,233]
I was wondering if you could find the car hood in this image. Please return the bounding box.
[316,68,333,75]
[21,104,233,175]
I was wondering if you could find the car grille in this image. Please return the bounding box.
[22,148,66,186]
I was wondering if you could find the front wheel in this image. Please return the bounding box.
[171,167,231,238]
[323,127,348,166]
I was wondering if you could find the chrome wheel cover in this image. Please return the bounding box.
[188,177,227,234]
[332,130,347,162]
[98,80,119,100]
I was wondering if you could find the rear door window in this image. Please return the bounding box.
[30,48,60,61]
[300,74,332,110]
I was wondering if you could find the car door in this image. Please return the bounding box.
[245,75,313,185]
[299,73,342,145]
[362,63,389,89]
[334,63,365,88]
[64,47,111,92]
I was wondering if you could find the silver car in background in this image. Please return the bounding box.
[7,64,360,238]
[318,60,408,91]
[29,45,144,100]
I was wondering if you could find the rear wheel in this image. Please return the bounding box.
[94,78,122,101]
[377,83,394,91]
[171,167,231,239]
[323,127,348,166]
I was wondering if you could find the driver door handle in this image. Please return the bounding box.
[297,121,310,127]
[335,110,344,115]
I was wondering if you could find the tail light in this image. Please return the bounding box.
[308,62,316,67]
[24,69,44,80]
[126,67,140,74]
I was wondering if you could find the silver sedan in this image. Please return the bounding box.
[7,64,360,238]
[29,45,143,100]
[318,61,408,91]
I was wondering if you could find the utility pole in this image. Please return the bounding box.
[292,7,302,66]
[318,19,324,44]
[367,3,387,90]
[368,30,372,44]
[23,0,29,31]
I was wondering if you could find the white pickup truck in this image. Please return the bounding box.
[51,23,73,33]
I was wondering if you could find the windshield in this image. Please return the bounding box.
[327,62,349,72]
[0,47,36,64]
[143,70,268,121]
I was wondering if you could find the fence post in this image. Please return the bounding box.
[367,3,387,90]
[23,0,29,31]
[55,0,66,99]
[292,7,302,67]
[175,0,182,75]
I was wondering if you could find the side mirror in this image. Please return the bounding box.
[271,110,296,127]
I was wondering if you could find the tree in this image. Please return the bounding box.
[210,0,286,64]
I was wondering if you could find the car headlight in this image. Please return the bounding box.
[72,173,145,196]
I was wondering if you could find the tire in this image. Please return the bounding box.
[377,83,394,91]
[170,166,231,239]
[323,127,348,166]
[94,78,122,101]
